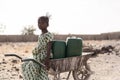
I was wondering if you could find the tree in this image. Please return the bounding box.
[22,25,36,35]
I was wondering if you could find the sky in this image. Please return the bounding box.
[0,0,120,35]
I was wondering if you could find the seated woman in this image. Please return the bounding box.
[22,16,54,80]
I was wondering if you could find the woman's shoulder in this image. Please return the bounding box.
[48,32,54,39]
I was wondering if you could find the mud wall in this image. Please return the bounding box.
[0,32,120,42]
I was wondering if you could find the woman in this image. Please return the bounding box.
[22,16,54,80]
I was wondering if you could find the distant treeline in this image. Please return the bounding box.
[0,32,120,42]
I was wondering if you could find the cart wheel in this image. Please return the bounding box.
[72,67,90,80]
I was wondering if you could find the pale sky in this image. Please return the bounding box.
[0,0,120,35]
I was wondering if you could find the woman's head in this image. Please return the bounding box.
[38,16,49,30]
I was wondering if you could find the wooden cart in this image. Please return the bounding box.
[5,52,93,80]
[49,52,93,80]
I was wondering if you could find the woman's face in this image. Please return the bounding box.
[38,19,48,30]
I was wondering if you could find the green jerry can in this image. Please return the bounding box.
[66,38,83,57]
[51,40,66,59]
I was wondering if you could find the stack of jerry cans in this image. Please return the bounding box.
[51,38,83,59]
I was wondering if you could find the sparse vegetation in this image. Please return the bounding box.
[21,25,36,35]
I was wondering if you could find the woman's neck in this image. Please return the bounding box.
[41,29,48,34]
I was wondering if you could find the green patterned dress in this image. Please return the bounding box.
[22,32,54,80]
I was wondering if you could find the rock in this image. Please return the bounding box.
[2,61,7,64]
[19,75,23,79]
[11,59,18,63]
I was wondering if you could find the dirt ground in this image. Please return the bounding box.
[0,40,120,80]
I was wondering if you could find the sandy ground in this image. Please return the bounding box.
[0,40,120,80]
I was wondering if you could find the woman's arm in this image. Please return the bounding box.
[45,41,53,70]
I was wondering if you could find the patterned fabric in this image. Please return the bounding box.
[22,32,54,80]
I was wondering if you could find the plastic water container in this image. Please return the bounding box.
[51,41,66,59]
[66,38,83,57]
